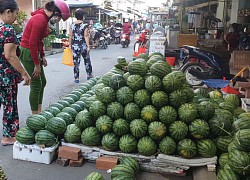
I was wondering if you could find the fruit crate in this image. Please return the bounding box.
[13,141,59,164]
[241,98,250,112]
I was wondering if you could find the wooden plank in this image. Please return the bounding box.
[193,166,216,180]
[236,82,250,88]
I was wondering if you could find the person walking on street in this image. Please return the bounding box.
[20,0,70,114]
[0,0,31,145]
[68,8,93,83]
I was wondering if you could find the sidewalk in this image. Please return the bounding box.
[44,48,64,56]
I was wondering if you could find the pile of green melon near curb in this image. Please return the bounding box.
[0,166,7,180]
[84,156,139,180]
[15,77,101,147]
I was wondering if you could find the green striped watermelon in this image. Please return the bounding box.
[56,112,74,125]
[66,94,79,102]
[128,60,148,76]
[162,71,186,93]
[16,127,35,145]
[89,101,106,119]
[70,103,83,113]
[232,117,250,132]
[194,88,209,98]
[113,118,130,136]
[216,136,232,153]
[57,100,71,108]
[134,89,151,108]
[64,124,82,143]
[119,134,137,153]
[123,72,130,81]
[219,102,235,113]
[109,74,126,90]
[151,91,168,108]
[35,130,56,147]
[178,103,198,123]
[116,86,134,105]
[120,156,139,173]
[177,139,197,159]
[45,106,61,116]
[111,164,135,179]
[62,107,78,119]
[145,75,162,93]
[209,90,223,99]
[150,61,171,78]
[124,103,141,121]
[217,168,240,180]
[169,121,188,140]
[140,105,158,123]
[81,127,101,146]
[159,106,177,125]
[130,119,148,138]
[46,117,67,135]
[137,136,157,156]
[159,136,176,155]
[49,103,64,111]
[126,75,145,91]
[62,96,75,104]
[84,172,105,180]
[39,111,54,121]
[148,121,166,140]
[228,149,250,175]
[224,94,240,108]
[101,132,119,151]
[107,102,124,120]
[101,72,115,86]
[197,139,217,158]
[75,110,93,130]
[189,119,210,139]
[169,89,188,108]
[209,116,232,137]
[218,153,229,168]
[26,114,47,132]
[197,101,215,121]
[234,129,250,151]
[96,115,113,134]
[95,87,116,104]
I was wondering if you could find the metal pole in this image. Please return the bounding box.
[99,9,101,22]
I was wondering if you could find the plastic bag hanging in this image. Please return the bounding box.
[62,48,74,66]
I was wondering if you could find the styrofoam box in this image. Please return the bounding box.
[241,98,250,112]
[13,141,59,164]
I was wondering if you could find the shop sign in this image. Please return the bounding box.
[149,37,166,56]
[238,9,250,16]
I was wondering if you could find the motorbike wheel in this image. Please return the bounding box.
[122,43,125,48]
[181,62,206,86]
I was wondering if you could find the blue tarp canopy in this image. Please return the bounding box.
[66,1,94,8]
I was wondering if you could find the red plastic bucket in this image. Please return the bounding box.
[166,57,176,66]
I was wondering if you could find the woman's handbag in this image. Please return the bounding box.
[62,48,74,66]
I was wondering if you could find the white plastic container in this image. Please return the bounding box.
[241,98,250,112]
[13,141,59,164]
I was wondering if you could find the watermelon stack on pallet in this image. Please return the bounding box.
[15,53,250,177]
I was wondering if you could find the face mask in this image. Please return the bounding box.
[50,16,62,25]
[229,27,234,33]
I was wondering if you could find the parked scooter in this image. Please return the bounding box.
[134,30,149,51]
[93,28,108,49]
[179,45,234,86]
[120,33,130,48]
[114,27,122,44]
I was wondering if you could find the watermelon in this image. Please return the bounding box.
[137,136,157,156]
[113,118,130,136]
[228,149,250,175]
[197,101,215,121]
[70,90,83,97]
[62,107,78,119]
[56,112,74,125]
[120,156,139,173]
[151,91,168,108]
[66,94,79,102]
[136,53,148,61]
[215,108,234,124]
[178,103,198,123]
[128,60,148,76]
[189,119,210,139]
[234,107,246,118]
[89,101,106,119]
[169,121,188,140]
[46,117,67,135]
[219,102,235,113]
[239,113,250,119]
[217,168,240,180]
[234,129,250,151]
[85,96,98,109]
[159,106,177,125]
[75,110,93,130]
[84,172,105,180]
[39,111,54,121]
[116,86,134,105]
[209,116,232,137]
[169,89,188,108]
[177,139,197,159]
[107,102,124,119]
[162,71,186,93]
[16,127,35,145]
[101,72,115,86]
[45,106,61,116]
[49,102,64,111]
[150,61,171,78]
[140,105,158,123]
[197,139,217,158]
[130,119,148,138]
[109,74,126,90]
[124,103,141,122]
[101,132,119,151]
[92,83,106,92]
[95,87,116,104]
[111,164,135,179]
[218,153,229,168]
[145,75,162,93]
[119,134,137,153]
[117,56,127,65]
[57,100,71,108]
[148,121,167,140]
[123,72,130,81]
[70,103,83,113]
[35,130,56,147]
[224,94,240,107]
[126,75,145,91]
[64,124,82,143]
[62,96,75,104]
[216,136,232,153]
[96,115,113,134]
[26,114,47,132]
[194,88,209,98]
[232,117,250,132]
[81,127,101,146]
[159,136,176,155]
[181,87,194,102]
[134,89,151,108]
[209,90,223,99]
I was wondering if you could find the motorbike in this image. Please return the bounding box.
[120,33,130,48]
[93,28,108,49]
[114,27,122,44]
[179,45,235,86]
[134,30,149,51]
[104,27,113,45]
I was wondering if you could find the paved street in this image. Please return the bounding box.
[0,40,192,180]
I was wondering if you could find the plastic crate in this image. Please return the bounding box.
[13,141,59,164]
[241,98,250,112]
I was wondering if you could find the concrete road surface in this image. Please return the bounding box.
[0,39,193,180]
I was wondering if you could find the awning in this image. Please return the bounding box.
[104,11,121,17]
[66,1,94,8]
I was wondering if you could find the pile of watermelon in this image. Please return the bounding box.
[15,53,250,178]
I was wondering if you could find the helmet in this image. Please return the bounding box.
[55,0,70,21]
[124,19,128,23]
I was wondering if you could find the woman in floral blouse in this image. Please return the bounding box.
[0,0,31,145]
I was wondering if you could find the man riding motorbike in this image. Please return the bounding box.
[122,19,131,36]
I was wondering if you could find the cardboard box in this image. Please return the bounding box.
[96,156,118,170]
[178,34,198,47]
[232,51,250,69]
[58,146,81,160]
